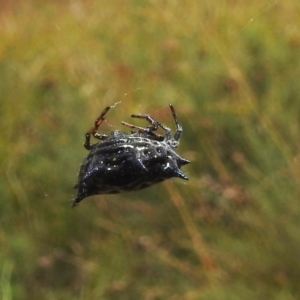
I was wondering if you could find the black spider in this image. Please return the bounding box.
[72,104,190,207]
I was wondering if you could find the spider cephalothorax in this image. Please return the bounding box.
[72,104,190,207]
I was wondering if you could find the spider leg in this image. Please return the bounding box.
[124,113,172,140]
[120,121,163,140]
[93,133,109,140]
[121,121,155,134]
[133,114,172,140]
[169,104,182,141]
[130,114,159,131]
[84,106,111,150]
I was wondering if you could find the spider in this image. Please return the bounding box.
[72,104,190,207]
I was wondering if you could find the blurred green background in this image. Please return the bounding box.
[1,0,300,299]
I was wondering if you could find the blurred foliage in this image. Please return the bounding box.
[1,0,300,299]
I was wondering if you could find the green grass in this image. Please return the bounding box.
[1,0,300,299]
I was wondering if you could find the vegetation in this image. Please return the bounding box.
[1,0,300,299]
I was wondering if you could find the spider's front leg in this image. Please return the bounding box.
[132,113,173,140]
[131,114,159,132]
[121,120,163,140]
[84,106,111,150]
[121,112,170,140]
